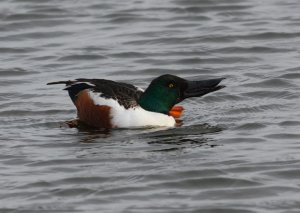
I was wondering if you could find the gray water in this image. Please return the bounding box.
[1,0,300,212]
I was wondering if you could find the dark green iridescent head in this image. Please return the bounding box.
[138,74,225,115]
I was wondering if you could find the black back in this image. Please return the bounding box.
[64,78,143,109]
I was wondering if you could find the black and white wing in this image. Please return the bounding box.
[47,78,144,109]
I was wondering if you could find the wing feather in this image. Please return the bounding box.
[67,78,143,109]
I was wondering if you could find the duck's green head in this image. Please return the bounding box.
[138,74,225,115]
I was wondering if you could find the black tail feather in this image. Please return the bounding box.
[47,80,75,85]
[47,80,95,104]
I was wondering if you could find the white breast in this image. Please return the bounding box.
[88,91,176,128]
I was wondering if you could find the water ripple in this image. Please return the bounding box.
[0,0,300,212]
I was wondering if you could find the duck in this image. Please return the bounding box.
[47,74,225,129]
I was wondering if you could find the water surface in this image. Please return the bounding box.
[0,0,300,212]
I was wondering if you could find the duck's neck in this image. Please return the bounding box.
[138,91,170,115]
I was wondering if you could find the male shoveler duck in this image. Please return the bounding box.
[48,74,225,129]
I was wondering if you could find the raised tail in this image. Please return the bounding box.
[47,79,95,104]
[47,80,75,86]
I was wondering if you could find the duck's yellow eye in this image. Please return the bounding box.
[168,83,174,88]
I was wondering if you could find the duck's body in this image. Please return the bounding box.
[75,88,176,128]
[48,74,224,129]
